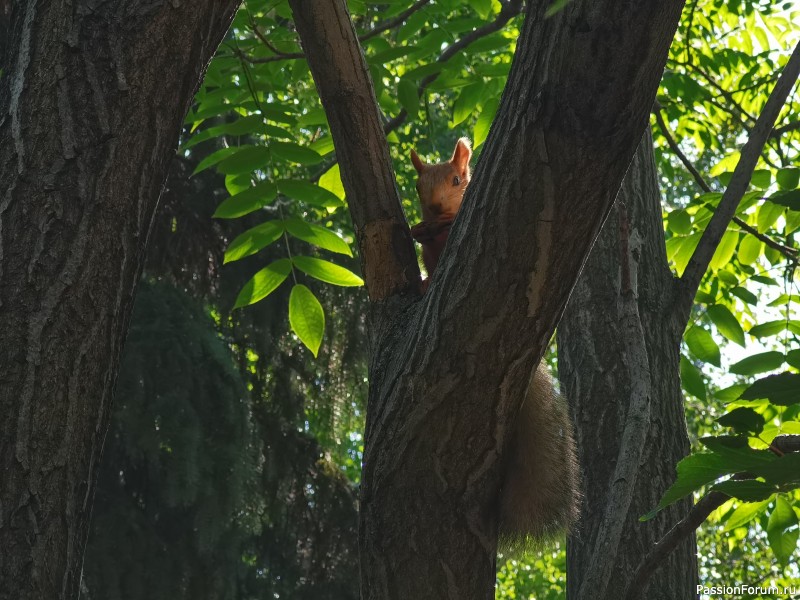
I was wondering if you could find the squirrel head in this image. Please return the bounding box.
[410,137,472,224]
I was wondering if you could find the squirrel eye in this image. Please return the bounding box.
[452,176,461,186]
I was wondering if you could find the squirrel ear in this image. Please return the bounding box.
[410,149,426,174]
[450,137,472,173]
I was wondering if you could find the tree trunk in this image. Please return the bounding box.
[558,131,698,600]
[290,1,685,598]
[0,2,239,597]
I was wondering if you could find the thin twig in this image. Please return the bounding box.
[238,0,432,63]
[359,0,431,42]
[673,41,800,324]
[383,0,523,134]
[771,120,800,138]
[652,103,798,260]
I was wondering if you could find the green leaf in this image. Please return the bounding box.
[289,284,325,357]
[234,258,292,309]
[398,78,420,117]
[776,168,800,190]
[292,256,363,287]
[751,169,771,189]
[738,235,763,264]
[641,452,730,520]
[716,407,765,435]
[685,326,721,367]
[731,286,758,305]
[217,146,271,175]
[192,147,240,176]
[711,479,775,503]
[769,189,800,211]
[225,173,250,196]
[224,220,285,264]
[672,233,701,275]
[709,231,739,270]
[729,351,784,376]
[318,163,346,200]
[262,124,294,140]
[723,498,771,531]
[214,181,278,219]
[753,453,800,487]
[668,209,692,235]
[270,141,323,165]
[297,108,328,127]
[285,218,352,256]
[739,372,800,406]
[278,180,343,208]
[757,201,784,233]
[749,320,786,338]
[474,96,499,149]
[452,83,484,126]
[700,436,775,470]
[681,355,706,400]
[707,304,745,346]
[787,349,800,370]
[767,496,799,565]
[469,0,492,19]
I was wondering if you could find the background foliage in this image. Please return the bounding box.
[84,0,800,597]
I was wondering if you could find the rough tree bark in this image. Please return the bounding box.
[558,132,698,600]
[289,0,685,598]
[0,1,239,598]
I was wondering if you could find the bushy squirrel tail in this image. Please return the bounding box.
[498,363,581,552]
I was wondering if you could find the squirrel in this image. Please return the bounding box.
[409,137,580,551]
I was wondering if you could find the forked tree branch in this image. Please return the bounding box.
[653,103,798,260]
[289,0,687,596]
[288,0,419,302]
[673,41,800,324]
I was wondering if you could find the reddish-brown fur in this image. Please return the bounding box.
[409,138,580,550]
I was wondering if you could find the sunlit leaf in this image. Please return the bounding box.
[234,258,292,309]
[707,304,745,347]
[224,220,285,264]
[292,256,363,287]
[285,218,352,256]
[685,326,721,367]
[214,181,278,219]
[730,352,784,376]
[767,496,799,566]
[289,284,325,357]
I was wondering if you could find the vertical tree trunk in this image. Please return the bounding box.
[558,132,698,600]
[290,0,685,598]
[0,2,238,598]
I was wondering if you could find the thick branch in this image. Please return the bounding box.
[674,42,800,323]
[289,0,419,301]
